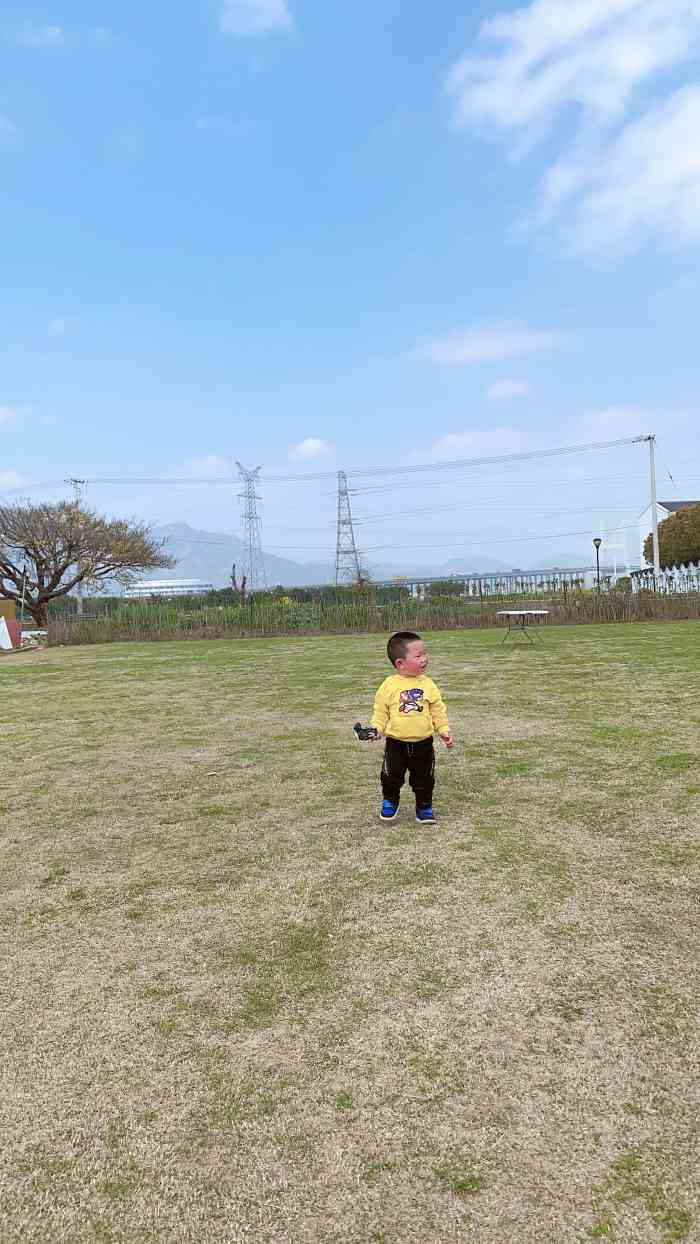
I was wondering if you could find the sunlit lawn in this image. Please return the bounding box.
[1,622,698,1243]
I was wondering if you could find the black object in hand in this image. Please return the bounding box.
[353,721,380,742]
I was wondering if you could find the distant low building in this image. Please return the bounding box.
[125,579,214,600]
[638,501,700,567]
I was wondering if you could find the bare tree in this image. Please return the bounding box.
[0,501,176,626]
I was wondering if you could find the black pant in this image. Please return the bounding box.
[381,736,435,809]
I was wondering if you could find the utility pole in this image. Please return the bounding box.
[236,463,267,591]
[66,478,87,617]
[335,471,362,586]
[644,435,661,583]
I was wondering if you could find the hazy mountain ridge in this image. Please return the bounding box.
[148,525,597,587]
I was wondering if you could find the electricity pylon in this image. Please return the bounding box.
[335,471,363,585]
[236,463,267,590]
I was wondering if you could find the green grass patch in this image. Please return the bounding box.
[2,623,698,1243]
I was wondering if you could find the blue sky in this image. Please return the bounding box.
[2,0,700,570]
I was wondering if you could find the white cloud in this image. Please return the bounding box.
[486,379,531,401]
[448,0,699,138]
[544,86,700,251]
[419,322,572,365]
[446,0,700,251]
[220,0,293,36]
[578,406,691,440]
[422,427,533,462]
[289,437,332,462]
[0,406,18,424]
[17,24,65,47]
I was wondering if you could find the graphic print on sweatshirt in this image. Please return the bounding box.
[399,688,424,714]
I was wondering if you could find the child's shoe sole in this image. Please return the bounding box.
[415,813,436,824]
[380,809,399,821]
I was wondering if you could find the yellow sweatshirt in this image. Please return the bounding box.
[371,674,450,743]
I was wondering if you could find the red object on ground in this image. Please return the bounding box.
[6,620,22,648]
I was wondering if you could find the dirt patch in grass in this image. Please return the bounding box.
[1,625,698,1242]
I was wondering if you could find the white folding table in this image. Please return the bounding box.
[497,610,549,645]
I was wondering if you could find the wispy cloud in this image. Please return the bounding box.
[0,406,18,424]
[486,379,531,401]
[16,24,65,47]
[220,0,293,36]
[290,437,332,462]
[446,0,700,252]
[48,318,68,337]
[578,405,690,440]
[578,405,651,437]
[425,426,532,462]
[419,322,572,365]
[543,86,700,252]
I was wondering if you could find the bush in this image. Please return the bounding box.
[47,588,700,646]
[644,503,700,569]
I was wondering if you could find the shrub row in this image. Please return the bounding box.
[48,591,700,646]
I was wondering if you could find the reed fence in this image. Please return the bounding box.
[47,591,700,646]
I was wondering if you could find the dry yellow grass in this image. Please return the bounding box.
[1,623,698,1243]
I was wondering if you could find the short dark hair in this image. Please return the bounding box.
[387,631,421,667]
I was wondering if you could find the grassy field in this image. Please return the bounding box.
[1,623,698,1244]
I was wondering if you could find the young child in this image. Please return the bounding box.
[370,631,453,825]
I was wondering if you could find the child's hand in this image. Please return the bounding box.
[439,732,454,750]
[371,731,384,743]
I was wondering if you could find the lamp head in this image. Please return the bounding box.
[593,537,602,550]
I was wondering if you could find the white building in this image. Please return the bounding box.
[638,500,700,568]
[125,579,214,600]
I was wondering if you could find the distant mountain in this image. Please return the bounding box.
[152,523,336,587]
[143,524,598,588]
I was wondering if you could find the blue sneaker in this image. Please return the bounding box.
[415,806,436,825]
[380,799,399,822]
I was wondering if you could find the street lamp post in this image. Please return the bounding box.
[593,538,602,594]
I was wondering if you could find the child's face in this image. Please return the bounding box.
[395,640,428,677]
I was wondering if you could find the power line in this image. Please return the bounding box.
[35,433,650,494]
[157,501,639,547]
[347,470,650,496]
[251,434,650,483]
[355,502,638,526]
[7,440,700,502]
[2,470,690,496]
[339,435,650,479]
[360,523,641,553]
[184,520,641,555]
